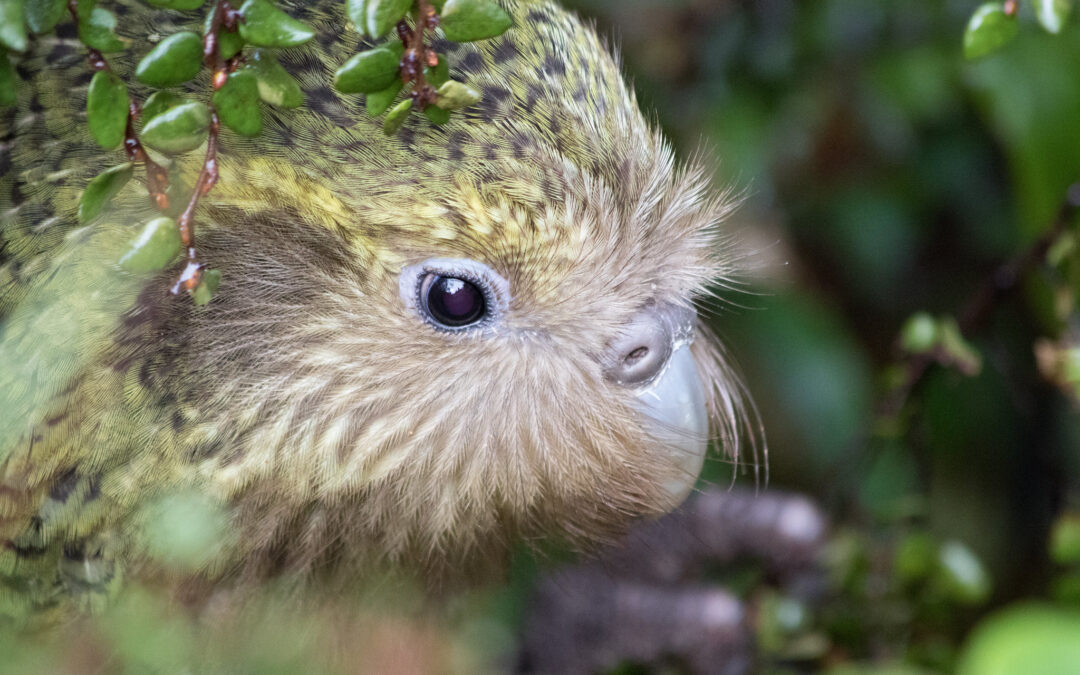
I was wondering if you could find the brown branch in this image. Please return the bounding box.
[397,0,440,109]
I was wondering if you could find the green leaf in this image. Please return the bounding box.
[213,68,262,136]
[141,91,185,124]
[0,52,15,107]
[959,606,1080,675]
[75,0,95,21]
[423,53,449,88]
[334,46,401,94]
[79,163,134,223]
[894,532,938,584]
[899,312,938,354]
[143,0,205,8]
[191,268,221,306]
[79,7,127,53]
[87,70,129,149]
[382,97,412,134]
[237,0,315,48]
[249,49,302,108]
[439,0,512,42]
[218,30,244,59]
[365,0,411,38]
[346,0,367,30]
[938,317,982,376]
[204,10,245,59]
[119,217,182,272]
[1032,0,1073,33]
[0,0,28,52]
[26,0,66,34]
[365,79,403,115]
[140,101,211,154]
[423,104,450,125]
[434,79,480,110]
[1051,514,1080,564]
[936,540,992,605]
[964,3,1019,60]
[135,31,204,87]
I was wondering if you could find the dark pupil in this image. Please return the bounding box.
[426,276,485,327]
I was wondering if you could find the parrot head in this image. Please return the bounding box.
[0,0,757,588]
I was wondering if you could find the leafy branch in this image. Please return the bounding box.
[1,0,513,303]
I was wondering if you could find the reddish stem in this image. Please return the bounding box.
[397,0,440,108]
[163,0,233,295]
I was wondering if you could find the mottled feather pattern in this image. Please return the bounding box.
[0,0,749,621]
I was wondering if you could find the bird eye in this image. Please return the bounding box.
[420,274,487,328]
[400,258,509,332]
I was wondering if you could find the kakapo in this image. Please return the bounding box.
[0,0,756,623]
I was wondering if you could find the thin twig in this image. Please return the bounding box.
[170,0,235,294]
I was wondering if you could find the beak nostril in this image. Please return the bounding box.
[624,346,649,366]
[604,303,696,387]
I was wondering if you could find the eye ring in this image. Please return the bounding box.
[419,273,487,329]
[399,258,511,333]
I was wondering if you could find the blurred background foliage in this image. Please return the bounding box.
[7,0,1080,672]
[554,0,1080,671]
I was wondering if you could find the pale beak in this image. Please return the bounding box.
[603,303,709,509]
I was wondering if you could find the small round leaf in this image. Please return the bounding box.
[936,541,992,605]
[1050,514,1080,565]
[141,91,186,124]
[237,0,315,48]
[26,0,66,35]
[366,79,403,115]
[434,79,481,110]
[346,0,368,30]
[334,46,402,94]
[1033,0,1073,33]
[204,10,246,59]
[119,217,182,272]
[439,0,512,43]
[213,68,262,136]
[900,312,938,354]
[140,101,211,154]
[963,3,1019,60]
[0,0,28,53]
[249,49,303,108]
[424,54,450,88]
[79,163,134,223]
[423,104,451,125]
[79,7,127,53]
[191,268,221,306]
[87,70,129,149]
[136,31,204,87]
[365,0,412,38]
[218,30,244,59]
[958,605,1080,675]
[382,97,412,134]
